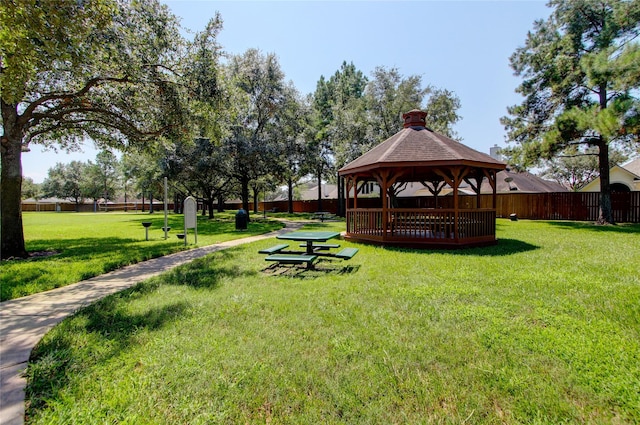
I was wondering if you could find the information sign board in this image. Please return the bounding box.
[184,197,197,229]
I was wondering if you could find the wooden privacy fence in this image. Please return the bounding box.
[350,192,640,223]
[490,192,640,223]
[22,193,640,223]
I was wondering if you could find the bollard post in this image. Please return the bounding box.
[142,222,152,241]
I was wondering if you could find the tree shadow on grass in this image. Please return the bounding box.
[384,238,540,257]
[25,297,190,414]
[27,236,182,262]
[24,248,253,416]
[261,258,360,279]
[150,249,258,290]
[547,221,640,234]
[2,236,187,301]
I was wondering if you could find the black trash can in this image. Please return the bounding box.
[235,209,248,230]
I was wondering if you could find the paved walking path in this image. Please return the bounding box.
[0,221,303,425]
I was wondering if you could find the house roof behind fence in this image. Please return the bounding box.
[481,170,568,193]
[622,157,640,177]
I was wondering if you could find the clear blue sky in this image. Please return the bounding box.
[23,0,550,183]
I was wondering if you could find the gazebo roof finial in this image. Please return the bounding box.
[402,109,427,128]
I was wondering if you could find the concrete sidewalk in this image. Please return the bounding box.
[0,221,303,425]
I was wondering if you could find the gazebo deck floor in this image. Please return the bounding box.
[343,232,497,249]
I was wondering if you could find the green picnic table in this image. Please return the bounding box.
[277,231,341,254]
[260,231,358,269]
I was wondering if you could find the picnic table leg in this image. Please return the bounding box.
[305,241,314,254]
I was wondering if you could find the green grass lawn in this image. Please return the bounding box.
[0,211,283,301]
[23,219,640,424]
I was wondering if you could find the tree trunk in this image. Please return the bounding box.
[217,195,225,212]
[596,138,614,224]
[1,101,28,259]
[317,170,323,212]
[207,198,215,219]
[287,178,294,213]
[337,173,344,217]
[253,188,259,214]
[241,177,250,215]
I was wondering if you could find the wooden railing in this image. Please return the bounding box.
[458,210,496,239]
[346,208,496,242]
[390,209,455,239]
[347,208,384,237]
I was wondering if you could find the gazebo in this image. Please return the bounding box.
[338,109,506,248]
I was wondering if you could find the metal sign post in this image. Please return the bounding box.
[183,196,197,246]
[164,177,169,240]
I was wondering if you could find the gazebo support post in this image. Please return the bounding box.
[452,167,461,241]
[464,172,484,208]
[374,170,390,241]
[449,166,471,242]
[381,174,388,240]
[377,169,403,242]
[492,172,497,210]
[484,169,498,210]
[353,177,358,210]
[423,180,445,208]
[435,168,457,241]
[476,175,483,209]
[344,176,354,233]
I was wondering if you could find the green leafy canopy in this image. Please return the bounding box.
[502,0,640,168]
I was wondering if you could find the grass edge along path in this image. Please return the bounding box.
[0,219,305,425]
[21,220,640,424]
[1,212,284,301]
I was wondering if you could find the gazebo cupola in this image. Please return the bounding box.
[403,108,428,128]
[338,109,506,248]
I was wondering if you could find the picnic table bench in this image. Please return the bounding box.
[312,211,336,222]
[264,254,318,269]
[335,247,359,259]
[259,244,289,254]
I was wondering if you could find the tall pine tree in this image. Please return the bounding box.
[502,0,640,223]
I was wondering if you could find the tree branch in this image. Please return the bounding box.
[26,112,171,145]
[142,63,182,78]
[557,153,599,158]
[30,104,172,139]
[21,76,132,121]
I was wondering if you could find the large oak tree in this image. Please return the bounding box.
[224,49,289,214]
[1,0,185,258]
[502,0,640,224]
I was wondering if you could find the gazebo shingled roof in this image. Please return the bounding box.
[338,109,506,249]
[339,109,504,175]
